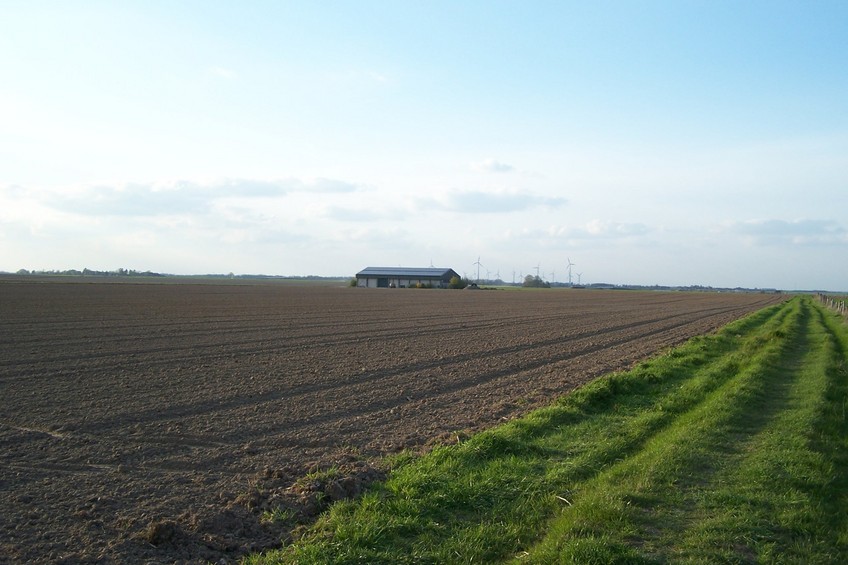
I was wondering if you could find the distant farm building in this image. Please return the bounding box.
[355,267,460,289]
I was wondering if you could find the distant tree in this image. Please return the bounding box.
[448,276,468,289]
[523,274,550,288]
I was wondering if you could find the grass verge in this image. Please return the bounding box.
[245,297,848,564]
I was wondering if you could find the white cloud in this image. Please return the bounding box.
[322,205,398,222]
[301,178,361,193]
[0,176,369,275]
[10,177,361,219]
[502,220,650,242]
[472,158,515,173]
[39,179,284,217]
[418,190,566,214]
[723,218,847,246]
[578,220,651,239]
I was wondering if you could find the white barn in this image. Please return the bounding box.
[355,267,460,289]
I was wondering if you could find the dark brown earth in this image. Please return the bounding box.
[0,278,786,564]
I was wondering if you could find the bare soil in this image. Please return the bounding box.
[0,279,786,564]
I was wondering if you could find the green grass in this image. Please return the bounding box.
[246,297,848,564]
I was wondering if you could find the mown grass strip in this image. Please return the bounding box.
[246,297,848,564]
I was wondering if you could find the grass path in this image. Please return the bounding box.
[247,297,848,564]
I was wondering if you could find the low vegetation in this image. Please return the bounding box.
[449,275,473,289]
[248,297,848,563]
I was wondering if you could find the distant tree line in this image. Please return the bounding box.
[5,269,355,280]
[11,268,165,277]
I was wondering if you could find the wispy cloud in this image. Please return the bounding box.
[339,225,414,251]
[368,70,390,83]
[322,205,395,222]
[210,66,237,80]
[419,190,566,214]
[503,220,651,242]
[24,177,361,218]
[39,179,284,217]
[725,218,847,246]
[472,158,515,173]
[300,178,361,193]
[570,220,651,239]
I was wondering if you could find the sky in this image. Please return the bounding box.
[1,1,847,291]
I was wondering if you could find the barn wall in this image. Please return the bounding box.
[356,275,453,288]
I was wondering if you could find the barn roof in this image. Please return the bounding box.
[356,267,459,278]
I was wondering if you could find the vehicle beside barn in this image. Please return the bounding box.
[355,267,460,289]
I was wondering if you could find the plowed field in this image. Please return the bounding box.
[0,279,786,564]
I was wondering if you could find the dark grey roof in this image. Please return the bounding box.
[356,267,458,278]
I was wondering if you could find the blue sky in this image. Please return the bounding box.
[1,1,846,290]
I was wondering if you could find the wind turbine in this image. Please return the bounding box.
[534,263,541,278]
[566,258,575,286]
[576,272,583,285]
[473,256,484,283]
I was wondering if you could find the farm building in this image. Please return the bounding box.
[355,267,460,289]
